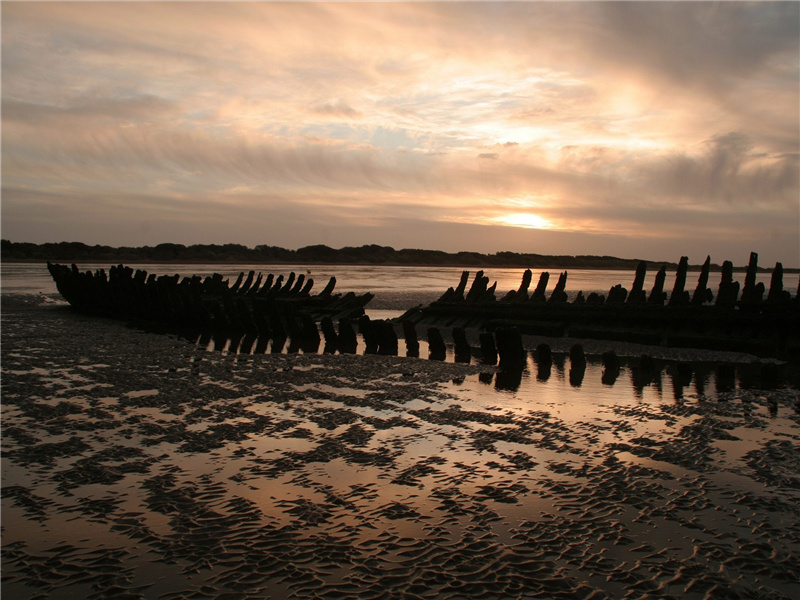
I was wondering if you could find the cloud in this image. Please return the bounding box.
[310,100,362,119]
[591,2,799,92]
[2,95,176,125]
[634,132,799,206]
[1,1,798,265]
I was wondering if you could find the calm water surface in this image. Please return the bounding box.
[1,261,788,316]
[2,260,793,399]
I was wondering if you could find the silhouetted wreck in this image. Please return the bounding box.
[399,252,800,360]
[47,263,373,345]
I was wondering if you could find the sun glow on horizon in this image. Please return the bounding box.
[494,212,553,230]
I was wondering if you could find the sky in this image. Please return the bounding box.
[2,1,799,266]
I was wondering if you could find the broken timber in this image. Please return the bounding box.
[398,252,800,360]
[47,263,373,337]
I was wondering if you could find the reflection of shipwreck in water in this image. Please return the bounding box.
[399,252,800,360]
[47,262,373,353]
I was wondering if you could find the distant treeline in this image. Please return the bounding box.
[0,239,789,272]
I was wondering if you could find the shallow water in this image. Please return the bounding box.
[2,295,799,599]
[2,261,790,316]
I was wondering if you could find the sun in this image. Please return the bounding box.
[493,212,553,230]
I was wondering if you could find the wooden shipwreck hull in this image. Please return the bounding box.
[399,252,800,360]
[47,262,373,338]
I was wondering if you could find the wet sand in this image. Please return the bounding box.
[2,295,800,599]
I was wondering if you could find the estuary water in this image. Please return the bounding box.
[2,258,796,398]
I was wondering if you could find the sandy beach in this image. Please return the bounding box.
[2,294,799,599]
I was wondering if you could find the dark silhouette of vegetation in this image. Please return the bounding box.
[1,239,792,272]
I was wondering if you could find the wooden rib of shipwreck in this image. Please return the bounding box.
[47,262,373,336]
[398,252,800,360]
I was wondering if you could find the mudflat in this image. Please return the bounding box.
[2,295,799,599]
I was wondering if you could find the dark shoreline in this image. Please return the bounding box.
[2,240,797,272]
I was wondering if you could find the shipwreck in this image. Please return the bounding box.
[399,252,800,360]
[47,251,800,361]
[47,262,373,353]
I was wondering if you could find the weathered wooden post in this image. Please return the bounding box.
[482,281,498,302]
[402,320,420,357]
[741,251,764,305]
[256,274,275,296]
[281,272,296,294]
[299,314,320,353]
[691,256,713,305]
[240,331,257,355]
[466,271,488,302]
[496,327,526,370]
[300,278,314,295]
[569,343,586,387]
[668,256,690,306]
[440,271,470,302]
[318,276,336,298]
[569,343,586,366]
[246,273,263,295]
[210,303,230,352]
[270,314,287,354]
[648,266,667,305]
[607,284,628,304]
[516,268,532,301]
[767,262,788,303]
[601,350,620,385]
[230,272,245,293]
[548,272,569,303]
[716,363,736,393]
[535,343,552,381]
[427,327,447,361]
[495,368,523,392]
[254,333,270,354]
[213,330,229,353]
[479,332,497,365]
[337,319,358,354]
[198,330,213,351]
[536,343,552,364]
[374,320,399,356]
[266,275,284,297]
[631,354,658,391]
[438,286,457,302]
[627,262,647,304]
[530,272,550,302]
[452,327,471,363]
[239,270,256,294]
[587,292,605,304]
[454,270,470,300]
[286,314,303,353]
[287,274,303,294]
[670,363,693,399]
[504,269,532,302]
[715,260,739,307]
[321,316,338,353]
[358,315,378,354]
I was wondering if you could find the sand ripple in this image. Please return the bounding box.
[2,297,800,599]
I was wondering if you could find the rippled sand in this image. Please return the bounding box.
[2,295,800,599]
